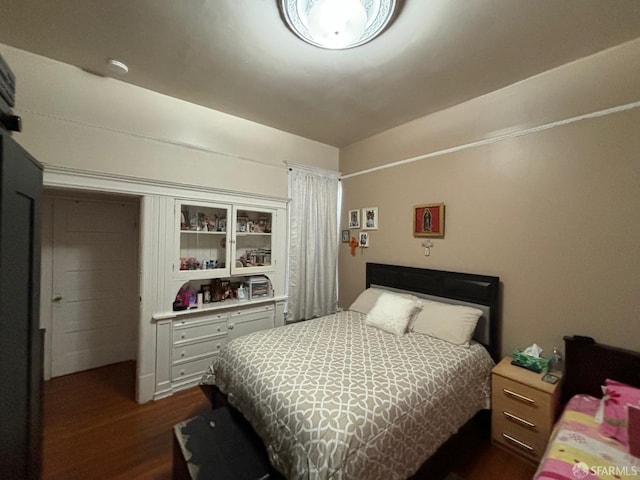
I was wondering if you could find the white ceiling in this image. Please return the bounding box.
[1,0,639,147]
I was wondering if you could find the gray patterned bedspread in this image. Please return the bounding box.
[200,310,494,480]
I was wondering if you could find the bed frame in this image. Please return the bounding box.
[366,263,501,361]
[201,264,501,404]
[562,335,640,404]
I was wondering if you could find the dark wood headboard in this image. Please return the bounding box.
[562,335,640,404]
[365,263,501,361]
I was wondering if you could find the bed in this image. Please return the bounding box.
[534,336,640,479]
[199,263,500,479]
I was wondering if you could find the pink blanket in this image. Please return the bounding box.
[534,394,640,479]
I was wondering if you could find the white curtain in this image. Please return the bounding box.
[287,167,340,322]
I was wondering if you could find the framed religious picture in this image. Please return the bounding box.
[413,203,445,237]
[341,230,350,243]
[361,207,378,230]
[348,209,360,229]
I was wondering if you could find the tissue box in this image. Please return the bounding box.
[511,349,549,373]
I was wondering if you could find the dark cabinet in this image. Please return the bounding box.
[0,129,43,479]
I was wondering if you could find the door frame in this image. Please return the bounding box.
[40,189,141,381]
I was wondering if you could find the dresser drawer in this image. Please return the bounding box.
[173,321,227,344]
[174,312,228,328]
[230,303,274,319]
[172,337,226,365]
[172,355,216,382]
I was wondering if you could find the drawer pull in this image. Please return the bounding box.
[503,388,535,404]
[181,333,186,339]
[180,352,186,358]
[503,411,535,428]
[502,433,534,452]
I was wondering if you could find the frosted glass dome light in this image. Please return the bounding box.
[279,0,398,50]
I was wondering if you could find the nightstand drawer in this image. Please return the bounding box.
[493,374,551,409]
[493,424,547,460]
[492,375,552,432]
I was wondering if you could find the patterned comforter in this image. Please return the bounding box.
[534,395,640,479]
[200,310,494,480]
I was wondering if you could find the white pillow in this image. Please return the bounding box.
[349,288,386,314]
[412,299,483,347]
[349,288,420,316]
[364,292,422,336]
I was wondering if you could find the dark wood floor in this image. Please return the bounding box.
[42,361,537,479]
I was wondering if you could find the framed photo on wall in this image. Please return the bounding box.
[361,207,378,230]
[341,230,350,243]
[413,203,445,237]
[348,209,360,229]
[359,231,369,247]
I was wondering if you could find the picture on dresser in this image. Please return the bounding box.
[201,285,212,304]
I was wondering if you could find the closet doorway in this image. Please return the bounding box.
[41,190,140,379]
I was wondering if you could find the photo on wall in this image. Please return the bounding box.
[348,209,360,229]
[362,207,378,230]
[359,231,369,247]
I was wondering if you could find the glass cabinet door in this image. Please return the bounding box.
[231,207,274,275]
[176,201,231,279]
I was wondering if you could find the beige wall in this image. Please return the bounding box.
[0,44,338,197]
[339,39,640,358]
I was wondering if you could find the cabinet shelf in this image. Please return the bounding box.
[153,295,287,320]
[180,230,226,235]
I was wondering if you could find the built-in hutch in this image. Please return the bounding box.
[152,195,287,399]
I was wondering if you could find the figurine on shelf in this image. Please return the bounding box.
[173,283,194,311]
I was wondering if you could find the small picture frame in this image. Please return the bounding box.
[217,218,227,232]
[348,209,360,229]
[236,216,248,232]
[362,207,378,230]
[201,285,212,304]
[359,231,369,247]
[413,203,445,238]
[341,230,350,243]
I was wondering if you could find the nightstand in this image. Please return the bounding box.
[491,356,562,463]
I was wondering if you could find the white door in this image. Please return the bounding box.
[51,198,138,377]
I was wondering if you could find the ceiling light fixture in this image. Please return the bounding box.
[279,0,398,50]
